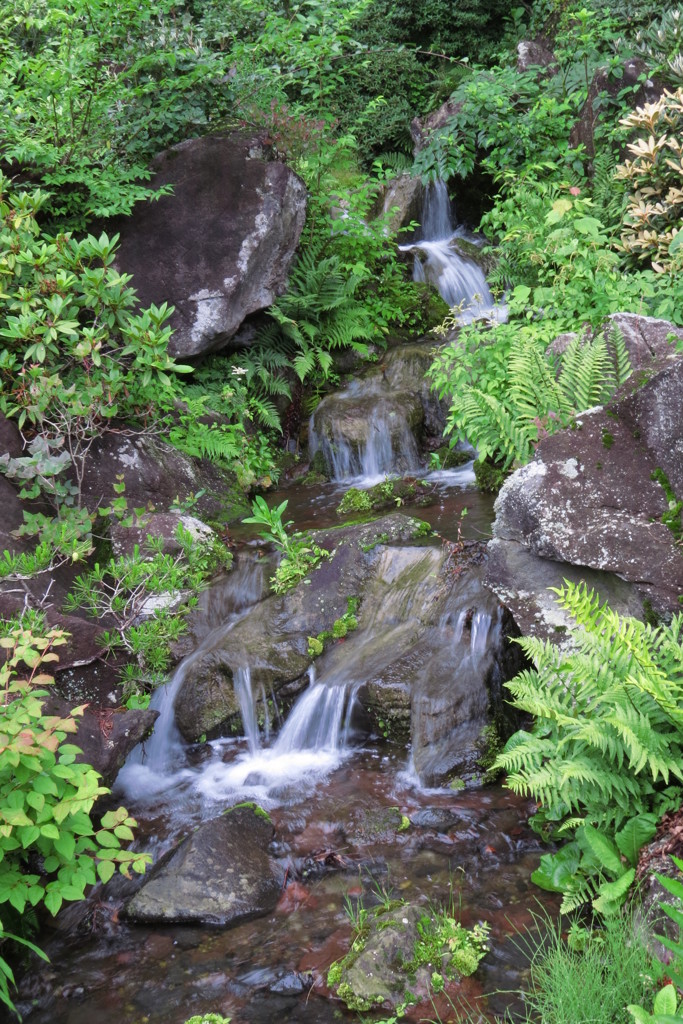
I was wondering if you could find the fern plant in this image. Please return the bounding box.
[495,582,683,912]
[254,245,375,383]
[448,328,631,470]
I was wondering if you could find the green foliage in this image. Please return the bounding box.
[336,487,373,515]
[407,912,490,979]
[0,620,149,1016]
[0,0,232,228]
[629,983,683,1024]
[65,522,230,702]
[519,910,656,1024]
[430,321,631,471]
[166,356,279,489]
[254,244,375,384]
[646,856,683,993]
[327,889,490,1012]
[635,8,683,86]
[495,581,683,911]
[184,1015,231,1024]
[308,596,359,655]
[243,497,329,594]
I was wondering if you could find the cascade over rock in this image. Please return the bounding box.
[114,133,307,358]
[173,514,431,741]
[124,804,282,925]
[487,352,683,635]
[309,341,446,480]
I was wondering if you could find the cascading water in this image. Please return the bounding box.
[116,557,267,801]
[401,180,505,324]
[308,382,422,484]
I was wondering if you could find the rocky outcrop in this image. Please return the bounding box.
[173,514,432,741]
[409,568,524,787]
[487,355,683,634]
[125,804,282,925]
[81,431,231,522]
[606,312,683,368]
[114,133,307,358]
[373,174,423,234]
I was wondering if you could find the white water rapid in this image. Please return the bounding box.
[401,180,506,324]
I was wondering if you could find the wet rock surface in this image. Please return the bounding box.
[173,513,436,741]
[115,133,307,358]
[125,805,282,925]
[309,340,446,478]
[42,699,159,787]
[488,355,683,629]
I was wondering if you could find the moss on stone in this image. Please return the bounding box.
[474,458,506,494]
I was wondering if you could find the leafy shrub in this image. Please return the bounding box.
[0,620,149,1015]
[0,0,231,228]
[635,8,683,85]
[243,497,329,594]
[616,88,683,274]
[430,320,631,471]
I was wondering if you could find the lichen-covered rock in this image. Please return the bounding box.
[487,356,683,628]
[516,39,557,74]
[81,431,231,521]
[124,804,281,925]
[110,511,216,559]
[605,312,683,368]
[115,133,307,358]
[569,58,661,157]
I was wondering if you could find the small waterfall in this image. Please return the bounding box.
[309,387,421,484]
[400,181,505,324]
[273,675,358,753]
[233,667,261,755]
[116,557,265,799]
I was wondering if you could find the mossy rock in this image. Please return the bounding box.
[474,458,506,494]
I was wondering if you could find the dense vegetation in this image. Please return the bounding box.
[1,0,683,1018]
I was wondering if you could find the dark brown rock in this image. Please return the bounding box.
[114,133,307,357]
[41,697,158,787]
[570,58,662,158]
[124,805,282,925]
[80,431,232,521]
[488,356,683,626]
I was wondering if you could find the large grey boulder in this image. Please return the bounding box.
[115,133,307,358]
[487,356,683,630]
[125,804,281,925]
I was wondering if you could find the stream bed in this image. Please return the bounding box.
[18,480,552,1024]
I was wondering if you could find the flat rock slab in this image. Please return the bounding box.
[125,805,281,925]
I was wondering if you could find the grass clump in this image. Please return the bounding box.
[520,912,655,1024]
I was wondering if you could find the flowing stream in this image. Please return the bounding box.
[400,180,506,324]
[16,482,555,1024]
